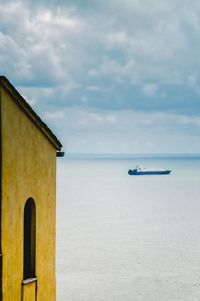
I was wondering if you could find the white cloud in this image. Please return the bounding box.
[1,0,200,96]
[43,110,65,120]
[0,0,194,88]
[142,84,158,97]
[0,1,89,85]
[1,0,200,152]
[54,108,200,153]
[86,86,100,91]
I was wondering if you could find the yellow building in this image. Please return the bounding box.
[0,76,63,300]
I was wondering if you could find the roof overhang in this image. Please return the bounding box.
[0,76,62,151]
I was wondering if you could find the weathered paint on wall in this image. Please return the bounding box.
[1,84,57,300]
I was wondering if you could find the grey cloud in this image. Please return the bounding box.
[1,0,200,117]
[19,78,200,119]
[43,107,200,153]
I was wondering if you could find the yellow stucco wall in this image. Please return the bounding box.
[22,280,37,301]
[1,86,57,300]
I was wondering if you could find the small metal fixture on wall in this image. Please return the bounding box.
[56,151,65,157]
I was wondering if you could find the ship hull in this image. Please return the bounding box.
[128,169,171,175]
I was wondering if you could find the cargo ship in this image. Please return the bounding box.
[128,165,171,175]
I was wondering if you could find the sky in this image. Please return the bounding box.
[0,0,200,154]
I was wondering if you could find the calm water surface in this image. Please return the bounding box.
[56,157,200,301]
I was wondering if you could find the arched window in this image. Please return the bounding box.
[23,198,36,280]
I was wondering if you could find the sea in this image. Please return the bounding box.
[56,155,200,301]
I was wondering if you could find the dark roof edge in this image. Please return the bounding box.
[0,76,62,151]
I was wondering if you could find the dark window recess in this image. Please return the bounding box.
[24,198,36,280]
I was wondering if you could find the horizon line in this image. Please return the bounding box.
[64,152,200,158]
